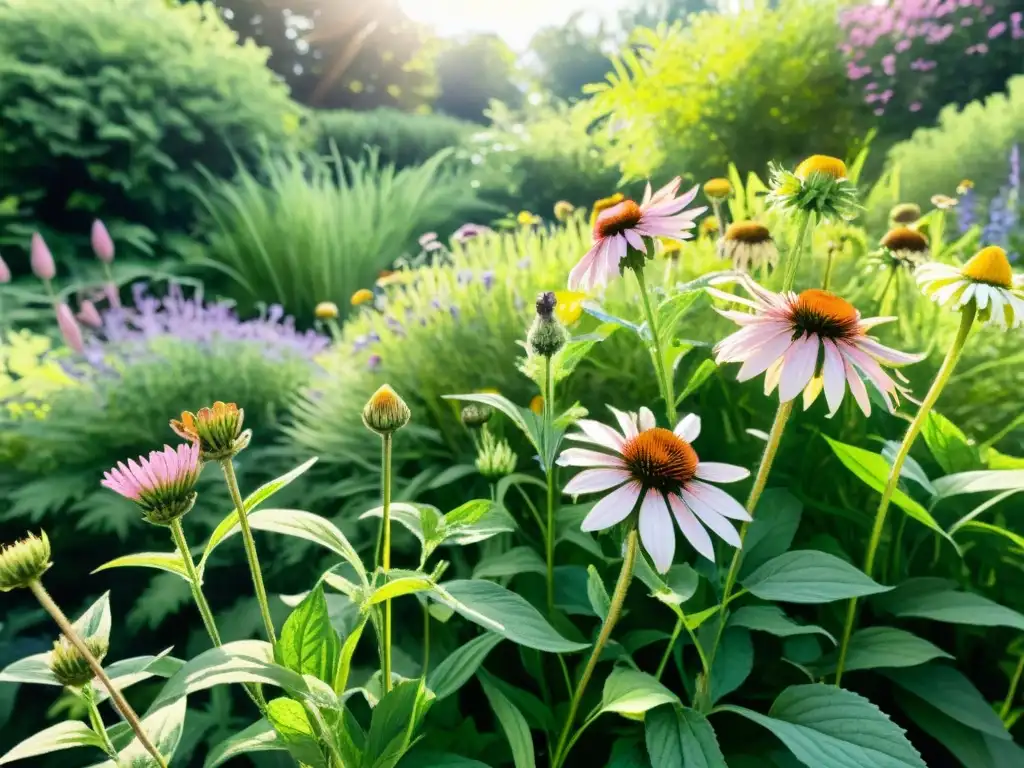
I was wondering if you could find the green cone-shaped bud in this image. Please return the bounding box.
[50,634,108,688]
[362,385,412,435]
[0,532,52,592]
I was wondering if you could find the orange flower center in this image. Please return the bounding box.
[594,200,643,239]
[621,427,699,492]
[792,289,860,339]
[795,155,848,181]
[724,221,771,244]
[961,246,1012,288]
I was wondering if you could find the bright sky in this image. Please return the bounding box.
[398,0,629,50]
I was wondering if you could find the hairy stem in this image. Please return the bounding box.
[545,355,557,615]
[84,685,121,762]
[381,433,394,694]
[169,519,222,647]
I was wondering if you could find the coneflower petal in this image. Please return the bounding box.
[580,481,641,532]
[668,494,715,563]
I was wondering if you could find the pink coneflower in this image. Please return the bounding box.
[557,406,750,572]
[102,443,202,525]
[712,281,923,417]
[568,178,705,291]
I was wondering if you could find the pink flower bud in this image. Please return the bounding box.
[91,220,115,263]
[0,254,10,284]
[77,299,103,328]
[31,233,56,281]
[56,302,84,354]
[103,282,122,309]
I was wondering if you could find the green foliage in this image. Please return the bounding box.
[315,109,476,170]
[0,0,305,256]
[588,0,867,182]
[188,147,484,321]
[435,35,524,123]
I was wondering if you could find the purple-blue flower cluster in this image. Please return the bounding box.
[957,145,1020,260]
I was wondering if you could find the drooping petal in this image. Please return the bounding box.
[667,494,715,563]
[778,334,819,402]
[679,490,741,548]
[843,356,872,416]
[674,413,701,442]
[684,480,751,521]
[821,339,846,416]
[568,241,602,292]
[580,481,642,532]
[564,468,631,496]
[855,337,925,366]
[735,331,795,382]
[694,462,750,483]
[556,447,625,468]
[639,492,676,573]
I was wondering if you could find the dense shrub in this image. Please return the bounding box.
[0,0,305,266]
[587,0,868,181]
[315,108,476,169]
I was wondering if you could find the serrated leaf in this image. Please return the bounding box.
[874,582,1024,631]
[91,552,189,580]
[203,720,283,768]
[427,633,503,701]
[266,697,327,768]
[275,584,341,685]
[442,499,493,529]
[676,359,718,405]
[820,627,950,674]
[0,721,106,765]
[709,628,753,704]
[600,667,679,715]
[645,705,727,768]
[729,605,836,644]
[897,690,1020,768]
[479,671,535,768]
[741,550,891,604]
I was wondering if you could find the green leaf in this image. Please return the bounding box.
[600,667,679,715]
[200,457,318,567]
[430,580,588,653]
[823,437,953,545]
[728,606,836,644]
[203,720,284,768]
[0,653,57,687]
[720,684,926,768]
[108,697,189,767]
[821,627,950,674]
[479,671,536,768]
[334,614,368,695]
[676,359,719,406]
[922,412,978,475]
[427,633,503,701]
[741,551,891,604]
[587,565,611,620]
[399,752,491,768]
[74,592,113,645]
[91,552,189,580]
[472,547,547,580]
[739,490,803,578]
[653,564,701,608]
[275,584,341,685]
[645,705,727,768]
[0,721,106,765]
[95,650,184,703]
[365,680,432,768]
[933,470,1024,500]
[442,500,493,530]
[266,697,327,768]
[360,502,436,544]
[364,575,435,606]
[443,505,517,547]
[957,520,1024,552]
[874,581,1024,631]
[655,291,702,347]
[444,393,538,454]
[709,628,753,704]
[883,665,1011,740]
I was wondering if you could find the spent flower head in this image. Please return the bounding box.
[528,292,569,357]
[363,384,411,435]
[461,403,493,429]
[50,635,108,688]
[916,246,1024,329]
[719,221,778,274]
[558,407,750,572]
[0,532,52,591]
[171,401,251,460]
[767,155,860,221]
[102,443,202,525]
[889,203,922,225]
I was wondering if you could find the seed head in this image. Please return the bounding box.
[724,221,772,244]
[881,227,929,253]
[890,203,922,224]
[362,385,411,435]
[351,289,375,306]
[50,635,108,688]
[0,532,52,591]
[171,402,251,460]
[703,177,732,201]
[315,301,339,320]
[553,200,576,222]
[461,404,493,428]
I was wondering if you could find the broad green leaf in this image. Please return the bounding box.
[654,564,700,607]
[479,671,536,768]
[922,411,978,475]
[104,696,188,767]
[91,552,189,580]
[443,505,517,547]
[275,584,341,685]
[0,653,57,686]
[366,680,433,768]
[729,606,836,644]
[821,627,950,674]
[266,697,327,768]
[958,521,1024,551]
[874,582,1024,631]
[823,437,953,544]
[720,683,926,768]
[484,676,556,733]
[365,576,435,606]
[472,547,547,580]
[655,291,702,347]
[710,628,753,704]
[430,580,588,653]
[607,737,650,768]
[427,633,503,701]
[200,457,318,567]
[74,592,112,645]
[685,606,722,631]
[400,752,491,768]
[741,550,891,604]
[203,720,283,768]
[739,490,803,578]
[442,500,493,529]
[334,614,368,694]
[555,322,620,382]
[897,690,1020,768]
[676,359,719,406]
[933,470,1024,500]
[883,665,1011,740]
[645,705,727,768]
[361,502,437,544]
[0,721,105,765]
[587,565,611,620]
[444,394,538,454]
[600,667,679,715]
[95,650,184,703]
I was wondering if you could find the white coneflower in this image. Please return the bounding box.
[718,221,779,274]
[916,246,1024,329]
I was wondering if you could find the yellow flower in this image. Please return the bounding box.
[517,211,540,227]
[529,395,544,415]
[703,178,732,201]
[660,239,684,258]
[590,193,625,227]
[553,201,575,222]
[699,216,720,237]
[956,179,974,195]
[351,288,375,306]
[795,155,848,181]
[554,290,586,327]
[314,301,339,320]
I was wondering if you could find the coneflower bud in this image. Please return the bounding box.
[795,155,848,181]
[475,428,518,479]
[461,404,493,429]
[528,292,568,358]
[0,253,10,284]
[77,300,103,328]
[91,220,115,264]
[362,385,411,435]
[535,291,557,319]
[49,635,108,688]
[103,282,121,309]
[553,201,575,222]
[703,178,732,201]
[0,532,52,591]
[31,233,56,281]
[315,301,339,320]
[171,401,251,460]
[55,303,84,354]
[889,203,921,225]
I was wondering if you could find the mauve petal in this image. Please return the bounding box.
[568,242,603,292]
[581,481,641,532]
[564,468,631,495]
[694,462,750,483]
[674,414,701,442]
[637,407,657,432]
[556,447,625,468]
[778,334,819,402]
[684,480,751,521]
[667,494,715,562]
[843,357,872,416]
[639,492,675,573]
[679,490,741,547]
[856,337,925,366]
[624,228,647,253]
[763,357,784,395]
[822,339,846,416]
[608,406,639,440]
[735,331,794,381]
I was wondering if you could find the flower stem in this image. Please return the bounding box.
[711,199,727,232]
[220,459,276,646]
[84,685,121,762]
[834,304,976,686]
[169,519,223,647]
[876,267,897,315]
[1001,652,1024,721]
[705,400,794,689]
[782,213,812,292]
[552,528,638,768]
[421,600,431,681]
[28,581,168,768]
[545,355,557,615]
[634,267,676,423]
[656,616,685,681]
[381,433,394,694]
[822,245,837,291]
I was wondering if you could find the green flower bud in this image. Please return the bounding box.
[0,532,52,591]
[49,635,108,688]
[461,404,493,429]
[528,292,568,358]
[475,428,518,480]
[170,401,251,460]
[362,384,412,435]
